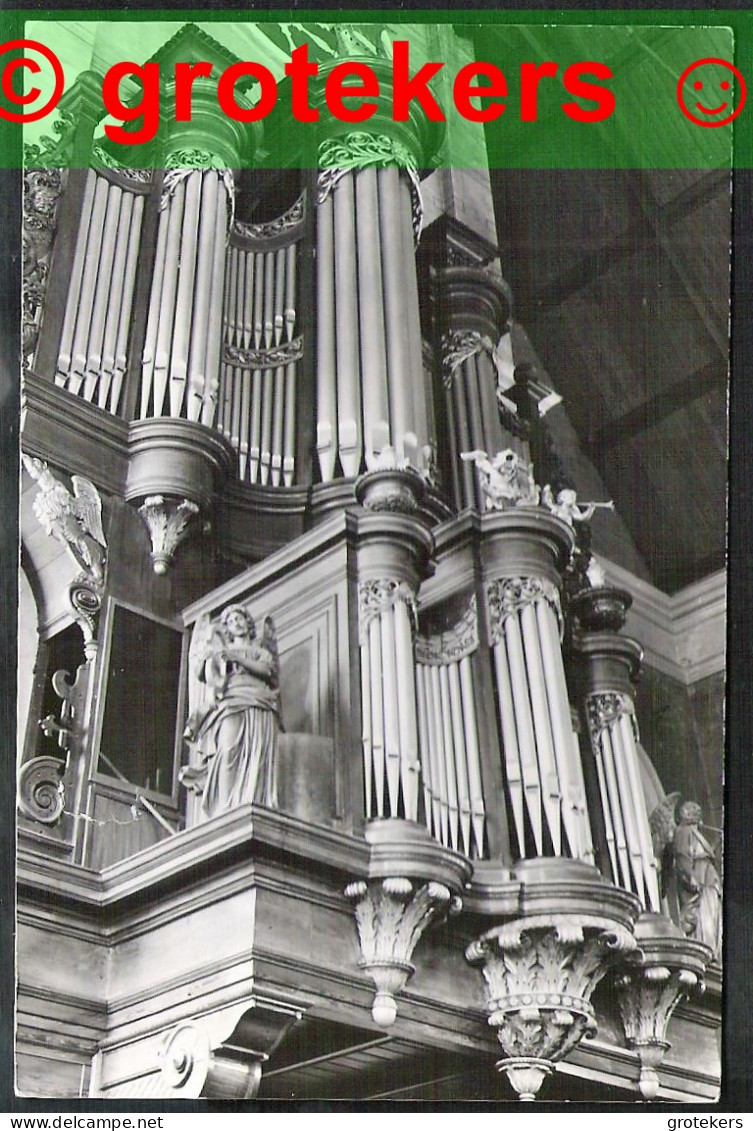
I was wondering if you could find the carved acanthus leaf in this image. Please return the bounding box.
[466,914,638,1098]
[486,577,563,645]
[358,578,417,644]
[616,965,702,1099]
[441,330,494,386]
[317,132,423,243]
[586,691,639,743]
[346,876,460,1026]
[138,496,201,575]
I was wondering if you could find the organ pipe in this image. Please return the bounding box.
[315,133,428,480]
[55,170,144,411]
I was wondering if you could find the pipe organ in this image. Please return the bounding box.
[54,166,147,412]
[359,577,421,824]
[315,134,431,481]
[19,25,722,1105]
[487,576,593,864]
[439,270,515,512]
[415,599,486,859]
[139,164,232,425]
[219,197,304,486]
[586,692,661,912]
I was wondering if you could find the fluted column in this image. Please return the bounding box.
[139,80,254,428]
[481,511,594,867]
[439,269,512,512]
[569,588,661,912]
[314,62,443,482]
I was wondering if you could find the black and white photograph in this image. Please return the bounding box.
[5,12,748,1112]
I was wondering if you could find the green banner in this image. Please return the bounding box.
[1,12,751,168]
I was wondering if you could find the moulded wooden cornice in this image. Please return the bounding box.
[17,805,370,915]
[599,557,726,684]
[21,372,129,496]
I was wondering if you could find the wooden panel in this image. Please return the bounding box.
[86,790,174,872]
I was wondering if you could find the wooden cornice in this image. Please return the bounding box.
[17,805,370,917]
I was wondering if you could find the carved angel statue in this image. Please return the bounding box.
[649,790,682,899]
[22,455,106,583]
[673,800,722,957]
[541,485,615,527]
[460,449,540,510]
[181,604,281,819]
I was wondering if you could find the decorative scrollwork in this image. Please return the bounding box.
[161,154,235,230]
[17,756,66,826]
[317,132,423,243]
[586,691,638,742]
[415,597,479,665]
[487,577,563,645]
[91,145,153,184]
[233,192,306,241]
[23,168,63,361]
[358,578,417,644]
[23,111,75,168]
[222,336,304,370]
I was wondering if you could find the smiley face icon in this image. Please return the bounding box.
[677,57,746,127]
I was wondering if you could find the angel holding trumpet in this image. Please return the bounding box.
[181,604,281,818]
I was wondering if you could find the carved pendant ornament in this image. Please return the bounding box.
[358,577,417,645]
[137,496,200,575]
[345,877,461,1027]
[466,914,638,1101]
[486,576,563,644]
[617,964,701,1100]
[317,132,424,243]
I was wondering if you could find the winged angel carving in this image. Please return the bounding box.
[181,605,281,819]
[649,791,722,956]
[22,456,106,583]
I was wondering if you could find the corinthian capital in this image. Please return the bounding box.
[358,577,417,644]
[486,576,562,645]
